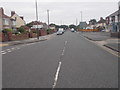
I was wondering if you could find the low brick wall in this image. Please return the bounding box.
[111,32,120,38]
[0,32,5,42]
[9,33,29,41]
[40,30,47,36]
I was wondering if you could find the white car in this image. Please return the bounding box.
[57,30,63,35]
[71,28,75,32]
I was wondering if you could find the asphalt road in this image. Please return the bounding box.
[2,31,118,88]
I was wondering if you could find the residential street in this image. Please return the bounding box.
[2,31,118,88]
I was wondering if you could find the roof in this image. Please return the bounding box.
[108,10,119,17]
[97,18,106,23]
[31,21,47,25]
[79,22,87,26]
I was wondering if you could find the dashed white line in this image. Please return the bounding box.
[53,61,62,89]
[1,51,7,55]
[16,47,20,49]
[61,48,65,56]
[11,48,15,50]
[65,41,68,45]
[7,50,12,52]
[52,41,68,89]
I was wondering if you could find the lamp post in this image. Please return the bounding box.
[35,0,39,40]
[47,9,50,29]
[80,11,83,22]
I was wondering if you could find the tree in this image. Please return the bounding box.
[26,22,33,28]
[59,25,68,29]
[69,24,76,29]
[18,27,25,33]
[89,19,97,25]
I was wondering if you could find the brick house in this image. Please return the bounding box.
[0,7,16,31]
[106,1,120,32]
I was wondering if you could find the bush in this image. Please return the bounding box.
[18,27,25,33]
[32,30,37,33]
[2,29,12,33]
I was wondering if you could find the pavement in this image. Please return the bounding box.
[0,34,54,47]
[79,32,120,52]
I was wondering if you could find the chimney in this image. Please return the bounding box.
[11,11,15,16]
[0,7,4,15]
[20,16,24,20]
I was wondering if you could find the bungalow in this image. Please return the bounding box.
[30,21,48,30]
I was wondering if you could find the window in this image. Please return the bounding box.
[12,21,16,25]
[3,18,9,25]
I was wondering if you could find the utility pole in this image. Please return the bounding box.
[47,9,49,29]
[35,0,39,40]
[76,18,78,26]
[80,11,83,22]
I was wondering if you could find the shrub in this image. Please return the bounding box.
[18,27,25,33]
[2,29,12,33]
[32,30,37,33]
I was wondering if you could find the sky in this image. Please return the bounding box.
[0,0,120,25]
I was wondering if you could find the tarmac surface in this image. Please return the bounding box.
[2,31,118,88]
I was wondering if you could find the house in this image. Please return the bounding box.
[79,22,87,29]
[88,19,97,29]
[105,1,120,38]
[0,8,2,31]
[106,10,119,32]
[11,11,25,28]
[118,1,120,31]
[0,7,16,31]
[30,21,48,30]
[106,1,120,32]
[49,25,56,30]
[96,17,106,31]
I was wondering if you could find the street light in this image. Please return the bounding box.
[35,0,39,40]
[47,9,50,29]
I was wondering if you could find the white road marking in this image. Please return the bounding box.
[61,48,65,56]
[22,45,26,47]
[11,48,15,50]
[6,49,10,51]
[65,41,68,45]
[16,47,20,49]
[52,41,68,89]
[7,50,12,52]
[6,49,12,52]
[1,51,7,55]
[53,61,62,88]
[1,51,5,53]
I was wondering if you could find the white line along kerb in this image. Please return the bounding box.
[53,61,62,88]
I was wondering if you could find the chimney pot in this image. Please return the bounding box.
[11,11,15,16]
